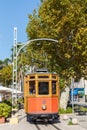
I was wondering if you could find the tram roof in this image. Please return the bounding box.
[25,68,57,75]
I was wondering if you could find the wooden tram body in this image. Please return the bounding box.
[24,69,60,121]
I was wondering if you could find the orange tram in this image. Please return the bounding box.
[24,69,60,121]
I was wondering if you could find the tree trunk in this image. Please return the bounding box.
[60,87,69,110]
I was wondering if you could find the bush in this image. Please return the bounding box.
[17,97,24,104]
[0,103,11,118]
[68,120,73,125]
[59,107,72,114]
[17,97,24,109]
[3,99,12,107]
[80,107,87,112]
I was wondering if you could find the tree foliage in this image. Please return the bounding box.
[20,0,87,89]
[0,65,12,87]
[25,0,87,88]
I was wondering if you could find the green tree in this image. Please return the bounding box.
[0,60,3,65]
[24,0,87,89]
[3,58,11,65]
[0,58,12,70]
[0,65,12,87]
[0,60,3,70]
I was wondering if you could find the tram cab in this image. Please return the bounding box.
[24,68,60,121]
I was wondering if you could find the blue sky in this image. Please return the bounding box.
[0,0,40,61]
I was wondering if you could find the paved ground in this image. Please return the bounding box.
[66,113,87,130]
[0,109,87,130]
[60,113,87,130]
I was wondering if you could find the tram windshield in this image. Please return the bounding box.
[38,82,49,95]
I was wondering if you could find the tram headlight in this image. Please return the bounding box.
[42,104,47,110]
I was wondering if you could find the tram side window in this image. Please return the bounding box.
[52,81,56,94]
[29,81,35,95]
[38,82,49,95]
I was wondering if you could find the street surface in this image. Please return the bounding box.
[0,109,87,130]
[70,114,87,130]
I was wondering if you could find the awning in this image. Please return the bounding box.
[0,86,11,93]
[70,88,84,96]
[0,86,23,94]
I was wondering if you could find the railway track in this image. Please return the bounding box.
[51,123,61,130]
[34,123,41,130]
[34,120,61,130]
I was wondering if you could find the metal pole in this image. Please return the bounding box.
[71,77,74,113]
[13,27,17,105]
[15,27,17,103]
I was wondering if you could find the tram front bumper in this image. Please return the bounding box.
[27,113,60,120]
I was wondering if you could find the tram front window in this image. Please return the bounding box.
[38,82,49,95]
